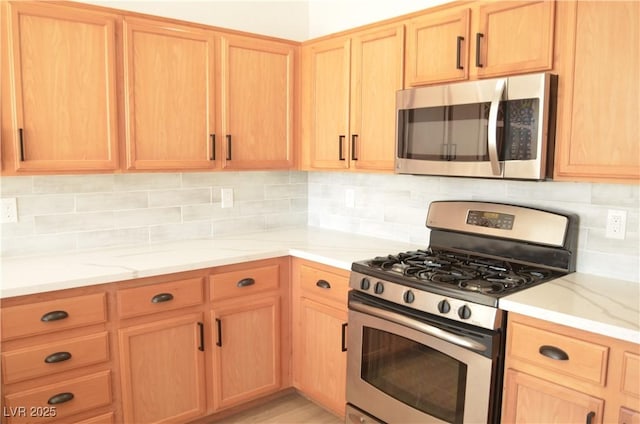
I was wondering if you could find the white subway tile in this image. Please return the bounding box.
[77,192,149,212]
[33,175,114,194]
[149,221,212,243]
[114,173,180,191]
[77,228,149,250]
[115,207,182,228]
[149,188,211,207]
[17,195,75,216]
[212,216,265,236]
[1,176,33,195]
[2,233,77,257]
[35,212,115,234]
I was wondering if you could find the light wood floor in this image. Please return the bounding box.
[211,392,343,424]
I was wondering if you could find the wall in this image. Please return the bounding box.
[79,0,310,40]
[0,172,307,257]
[307,172,640,282]
[307,0,448,38]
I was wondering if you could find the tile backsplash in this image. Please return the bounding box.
[1,170,638,282]
[307,172,639,282]
[1,171,308,257]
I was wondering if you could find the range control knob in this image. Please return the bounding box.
[374,282,384,295]
[458,305,472,320]
[360,278,370,291]
[403,290,415,304]
[437,299,451,314]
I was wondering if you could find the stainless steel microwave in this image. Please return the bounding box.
[395,72,557,180]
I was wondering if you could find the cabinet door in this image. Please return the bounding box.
[118,313,206,423]
[307,37,351,170]
[475,1,555,78]
[554,1,639,182]
[221,35,294,170]
[213,296,281,409]
[350,25,404,171]
[5,2,118,172]
[405,8,470,86]
[620,407,640,424]
[502,369,604,424]
[296,297,347,417]
[123,18,216,170]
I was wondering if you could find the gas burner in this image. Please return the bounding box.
[458,280,505,294]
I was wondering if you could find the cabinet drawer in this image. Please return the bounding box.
[117,277,204,319]
[508,321,609,386]
[1,294,107,341]
[210,264,280,301]
[299,263,349,305]
[3,370,112,424]
[72,413,114,424]
[2,332,109,384]
[621,351,640,397]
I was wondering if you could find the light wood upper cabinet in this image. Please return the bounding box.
[123,18,217,170]
[350,26,404,171]
[474,0,555,78]
[304,24,403,171]
[405,7,470,86]
[3,1,119,172]
[304,37,351,170]
[405,1,554,86]
[220,35,295,170]
[553,1,639,183]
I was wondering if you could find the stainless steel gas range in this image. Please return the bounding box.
[345,201,578,424]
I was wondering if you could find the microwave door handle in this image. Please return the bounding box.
[349,300,487,352]
[488,78,506,176]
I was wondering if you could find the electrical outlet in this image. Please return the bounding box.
[221,188,234,208]
[345,189,355,208]
[1,198,18,223]
[605,209,626,240]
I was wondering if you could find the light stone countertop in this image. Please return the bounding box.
[1,227,638,344]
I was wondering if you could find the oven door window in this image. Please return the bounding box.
[361,326,467,424]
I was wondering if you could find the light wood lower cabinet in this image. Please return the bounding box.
[0,291,115,424]
[118,313,207,423]
[212,297,281,408]
[292,259,350,418]
[208,257,290,411]
[503,369,604,423]
[502,312,640,424]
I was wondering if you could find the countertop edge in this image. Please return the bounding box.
[500,299,640,345]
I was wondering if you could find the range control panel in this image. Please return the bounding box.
[466,210,515,230]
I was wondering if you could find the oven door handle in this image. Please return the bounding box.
[350,300,487,352]
[488,78,506,176]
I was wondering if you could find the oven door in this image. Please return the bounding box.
[347,293,498,424]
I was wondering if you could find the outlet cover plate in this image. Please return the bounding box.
[1,198,18,223]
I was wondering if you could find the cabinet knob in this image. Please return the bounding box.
[151,293,174,303]
[47,392,74,405]
[237,278,256,288]
[316,279,331,289]
[44,351,72,364]
[41,310,69,322]
[539,345,569,361]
